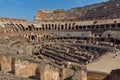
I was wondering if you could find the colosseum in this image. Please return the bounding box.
[0,0,120,80]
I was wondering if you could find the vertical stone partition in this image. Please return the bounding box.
[0,54,12,73]
[71,65,87,80]
[59,65,66,80]
[35,63,60,80]
[12,56,39,78]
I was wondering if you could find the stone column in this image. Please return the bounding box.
[12,56,38,78]
[35,63,60,80]
[71,66,87,80]
[59,65,66,80]
[0,55,12,73]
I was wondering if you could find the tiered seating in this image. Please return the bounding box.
[31,43,108,66]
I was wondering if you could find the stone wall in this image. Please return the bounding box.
[87,71,108,80]
[0,17,28,25]
[0,55,12,73]
[34,0,120,22]
[103,69,120,80]
[11,56,38,78]
[35,64,60,80]
[0,54,88,80]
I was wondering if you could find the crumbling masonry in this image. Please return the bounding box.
[0,0,120,80]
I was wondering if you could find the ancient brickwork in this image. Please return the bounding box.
[0,55,12,73]
[0,17,28,25]
[0,53,87,80]
[87,71,108,80]
[34,0,120,22]
[0,0,119,80]
[12,56,38,78]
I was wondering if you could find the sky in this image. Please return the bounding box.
[0,0,108,22]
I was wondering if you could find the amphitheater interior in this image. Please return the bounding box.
[0,0,120,80]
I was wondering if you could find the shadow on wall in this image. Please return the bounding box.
[64,76,72,80]
[103,69,120,80]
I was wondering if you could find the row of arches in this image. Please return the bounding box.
[40,23,120,31]
[41,23,76,31]
[1,22,120,33]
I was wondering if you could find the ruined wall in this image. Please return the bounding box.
[0,54,12,73]
[0,53,88,80]
[35,64,60,80]
[34,0,120,22]
[54,31,92,37]
[103,69,120,80]
[34,9,67,22]
[87,71,108,80]
[0,17,28,25]
[11,56,38,78]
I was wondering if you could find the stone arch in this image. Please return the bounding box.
[11,23,19,32]
[28,25,33,31]
[31,24,36,31]
[48,26,51,30]
[19,24,25,31]
[76,25,79,30]
[95,25,100,29]
[105,24,110,28]
[65,23,67,27]
[83,26,86,30]
[42,24,46,31]
[61,24,64,30]
[117,23,120,28]
[68,23,71,30]
[58,24,60,30]
[36,28,39,31]
[72,26,74,30]
[44,24,47,31]
[65,23,68,30]
[39,28,42,31]
[29,34,37,42]
[16,24,23,31]
[45,24,47,27]
[6,23,16,32]
[52,24,54,30]
[31,35,35,41]
[79,26,82,29]
[72,23,76,26]
[91,25,94,29]
[72,23,76,30]
[42,24,44,27]
[111,24,115,28]
[108,34,111,38]
[55,24,57,30]
[47,24,51,30]
[100,25,105,29]
[26,28,28,31]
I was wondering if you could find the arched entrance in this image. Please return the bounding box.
[31,35,35,41]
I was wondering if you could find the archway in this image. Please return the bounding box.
[31,35,35,41]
